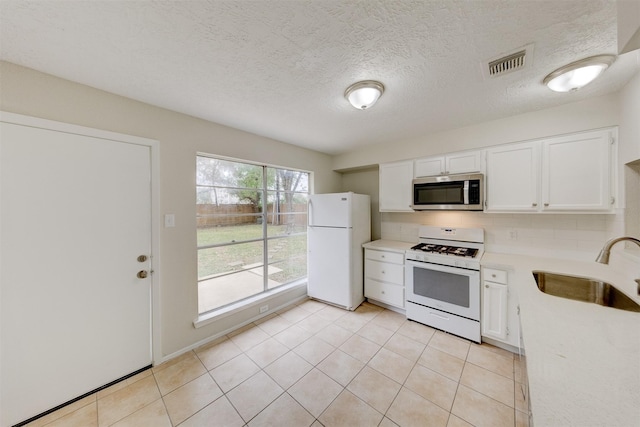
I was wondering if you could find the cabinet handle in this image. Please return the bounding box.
[491,274,497,278]
[381,255,385,258]
[544,203,549,207]
[485,284,489,288]
[381,290,386,294]
[381,271,385,274]
[532,203,537,207]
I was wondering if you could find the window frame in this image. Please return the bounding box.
[196,153,311,315]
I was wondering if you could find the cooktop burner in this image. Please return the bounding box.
[409,243,479,258]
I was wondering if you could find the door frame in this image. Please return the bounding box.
[0,111,162,366]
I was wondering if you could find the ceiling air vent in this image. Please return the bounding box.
[482,44,534,79]
[488,50,526,76]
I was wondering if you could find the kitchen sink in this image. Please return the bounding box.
[532,271,640,312]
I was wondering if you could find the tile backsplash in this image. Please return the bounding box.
[381,210,625,262]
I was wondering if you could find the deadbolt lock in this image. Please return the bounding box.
[137,255,148,262]
[137,270,149,279]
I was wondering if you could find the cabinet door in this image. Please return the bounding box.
[379,161,414,212]
[447,151,482,174]
[414,156,445,177]
[541,129,613,211]
[485,142,539,212]
[482,281,508,340]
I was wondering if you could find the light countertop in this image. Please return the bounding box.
[482,252,640,427]
[362,239,414,253]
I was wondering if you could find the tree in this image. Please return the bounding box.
[232,165,264,209]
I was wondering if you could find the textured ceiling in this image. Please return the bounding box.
[1,0,639,155]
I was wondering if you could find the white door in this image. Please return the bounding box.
[0,116,154,426]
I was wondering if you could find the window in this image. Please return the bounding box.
[196,155,310,314]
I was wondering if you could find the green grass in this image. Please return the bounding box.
[197,224,307,283]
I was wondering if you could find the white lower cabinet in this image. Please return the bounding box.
[364,248,405,309]
[481,267,519,347]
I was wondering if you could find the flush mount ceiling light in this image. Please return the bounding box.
[543,55,616,93]
[344,80,385,110]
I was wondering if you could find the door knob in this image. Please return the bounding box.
[137,255,148,262]
[137,270,149,279]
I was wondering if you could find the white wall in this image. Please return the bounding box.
[619,70,640,253]
[0,61,342,358]
[619,66,640,164]
[378,212,624,261]
[333,92,621,171]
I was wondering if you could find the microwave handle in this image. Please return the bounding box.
[463,180,469,205]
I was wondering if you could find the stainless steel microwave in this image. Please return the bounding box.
[411,173,484,211]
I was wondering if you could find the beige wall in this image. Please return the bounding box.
[0,61,342,358]
[340,167,381,240]
[2,58,639,359]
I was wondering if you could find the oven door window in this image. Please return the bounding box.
[414,182,464,205]
[413,267,470,308]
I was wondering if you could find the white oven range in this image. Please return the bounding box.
[405,226,484,343]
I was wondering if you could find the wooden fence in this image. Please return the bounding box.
[197,203,307,227]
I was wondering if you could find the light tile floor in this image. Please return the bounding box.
[26,300,530,427]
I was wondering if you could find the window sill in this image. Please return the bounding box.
[193,280,307,329]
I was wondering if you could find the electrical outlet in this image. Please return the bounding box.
[259,305,269,313]
[509,230,518,241]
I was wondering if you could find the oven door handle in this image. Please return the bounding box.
[429,311,450,321]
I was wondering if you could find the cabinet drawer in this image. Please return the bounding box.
[365,279,404,308]
[483,268,507,284]
[365,260,404,285]
[365,249,404,265]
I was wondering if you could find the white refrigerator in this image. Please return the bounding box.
[307,192,371,310]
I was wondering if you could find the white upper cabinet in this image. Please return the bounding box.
[486,128,616,213]
[541,130,613,212]
[414,150,482,177]
[414,156,445,177]
[379,160,414,212]
[485,142,539,212]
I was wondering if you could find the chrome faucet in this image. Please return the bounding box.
[595,236,640,264]
[596,236,640,295]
